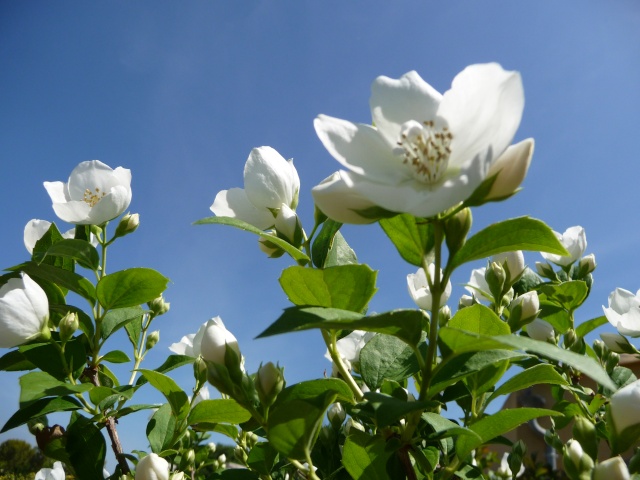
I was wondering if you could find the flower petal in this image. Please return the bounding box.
[43,181,70,203]
[311,171,381,224]
[210,188,275,230]
[314,115,408,184]
[85,185,132,225]
[51,200,93,224]
[66,160,126,201]
[439,63,524,169]
[370,70,443,147]
[24,219,53,254]
[485,138,534,200]
[243,147,299,210]
[0,273,49,348]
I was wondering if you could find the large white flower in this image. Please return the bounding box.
[135,453,170,480]
[210,146,300,230]
[44,160,132,225]
[541,226,586,267]
[465,267,492,302]
[169,316,241,366]
[0,273,50,348]
[603,288,640,337]
[312,63,527,221]
[35,461,65,480]
[407,264,452,310]
[24,219,98,255]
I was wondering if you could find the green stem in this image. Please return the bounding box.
[322,329,364,401]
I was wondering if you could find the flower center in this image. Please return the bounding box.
[397,120,453,184]
[83,187,106,207]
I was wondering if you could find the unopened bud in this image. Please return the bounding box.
[508,291,540,332]
[535,261,556,279]
[343,418,365,435]
[592,339,606,359]
[148,296,170,317]
[578,254,596,276]
[600,333,636,355]
[564,329,577,349]
[606,352,620,373]
[59,312,79,343]
[485,261,506,302]
[275,205,304,247]
[258,232,285,258]
[327,403,346,429]
[218,454,227,465]
[458,294,476,309]
[593,456,630,480]
[563,439,594,479]
[444,208,472,254]
[179,449,195,470]
[145,331,160,350]
[573,416,597,460]
[438,305,452,327]
[207,442,216,454]
[114,212,140,238]
[493,251,525,286]
[256,362,284,406]
[170,472,186,480]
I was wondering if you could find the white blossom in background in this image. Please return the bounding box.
[325,330,374,371]
[35,461,65,480]
[312,63,528,222]
[492,250,525,283]
[407,264,452,310]
[526,318,555,342]
[496,452,524,478]
[169,316,241,366]
[592,457,630,480]
[135,453,170,480]
[44,160,132,225]
[24,219,98,255]
[0,273,50,348]
[211,146,300,230]
[541,226,586,266]
[603,288,640,337]
[510,291,540,320]
[465,267,492,302]
[600,332,635,354]
[610,379,640,433]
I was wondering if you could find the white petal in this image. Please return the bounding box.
[369,70,442,147]
[210,188,275,230]
[66,160,128,201]
[439,63,524,169]
[51,200,93,224]
[314,115,408,184]
[485,139,534,200]
[85,185,132,225]
[311,171,380,224]
[169,334,196,357]
[0,274,49,348]
[43,181,70,203]
[244,147,299,209]
[24,219,53,254]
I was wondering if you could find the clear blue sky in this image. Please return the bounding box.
[1,0,639,469]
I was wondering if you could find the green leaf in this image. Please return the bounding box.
[456,408,562,459]
[97,268,169,310]
[187,399,251,426]
[19,337,87,380]
[275,378,355,407]
[539,281,589,312]
[538,302,571,334]
[246,442,278,476]
[324,231,358,268]
[576,316,608,338]
[138,369,190,422]
[279,264,377,313]
[66,412,107,480]
[360,334,421,390]
[450,217,568,270]
[267,390,337,460]
[1,396,83,432]
[448,304,510,337]
[147,402,178,453]
[50,304,94,338]
[0,349,35,372]
[36,239,100,271]
[194,216,309,263]
[487,364,568,403]
[13,261,96,304]
[100,350,131,364]
[342,430,400,480]
[101,306,145,339]
[422,413,482,442]
[379,214,433,266]
[116,403,162,419]
[19,371,92,405]
[135,355,195,387]
[257,307,425,347]
[32,223,74,271]
[352,392,437,428]
[311,219,343,268]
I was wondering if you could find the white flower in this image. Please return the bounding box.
[35,461,65,480]
[257,362,282,396]
[600,332,634,354]
[465,267,492,302]
[44,160,132,225]
[592,457,630,480]
[0,273,50,348]
[312,63,526,221]
[603,288,640,337]
[135,453,170,480]
[210,146,300,230]
[492,251,525,283]
[610,379,640,433]
[541,226,586,266]
[407,264,452,310]
[484,139,534,201]
[325,330,374,369]
[565,439,584,466]
[311,171,381,224]
[526,318,555,342]
[510,291,540,320]
[169,317,241,366]
[496,452,524,478]
[24,219,100,255]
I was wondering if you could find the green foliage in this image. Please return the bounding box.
[379,213,434,266]
[0,439,48,474]
[96,268,169,310]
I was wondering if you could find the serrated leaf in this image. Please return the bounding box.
[194,216,309,263]
[360,334,421,390]
[246,442,278,476]
[379,214,433,266]
[324,231,358,267]
[450,217,568,269]
[187,399,251,425]
[538,301,571,334]
[279,264,377,313]
[448,304,510,337]
[19,337,87,380]
[97,268,169,310]
[257,307,424,347]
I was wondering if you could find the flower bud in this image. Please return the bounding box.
[327,403,346,429]
[114,212,140,238]
[193,357,208,389]
[611,380,640,433]
[508,291,540,332]
[578,254,596,276]
[606,352,620,373]
[485,261,506,301]
[343,418,365,436]
[218,454,227,466]
[275,204,304,247]
[573,416,597,460]
[564,329,578,349]
[148,296,170,317]
[256,362,284,406]
[135,453,169,480]
[145,331,160,351]
[59,312,79,343]
[234,445,248,463]
[458,294,476,309]
[179,449,195,470]
[592,457,630,480]
[526,318,555,342]
[444,207,472,254]
[600,333,636,354]
[563,439,594,479]
[493,251,525,286]
[592,339,606,359]
[170,473,186,480]
[438,305,452,327]
[535,261,556,279]
[199,319,241,367]
[407,264,452,311]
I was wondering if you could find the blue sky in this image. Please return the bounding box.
[1,0,640,468]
